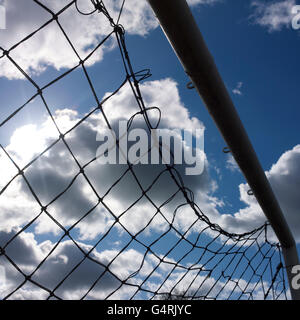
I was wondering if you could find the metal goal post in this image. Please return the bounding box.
[147,0,300,300]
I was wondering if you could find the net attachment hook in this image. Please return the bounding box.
[223,147,231,154]
[187,81,195,90]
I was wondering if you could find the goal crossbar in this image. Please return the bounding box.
[147,0,300,300]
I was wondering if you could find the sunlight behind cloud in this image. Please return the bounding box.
[9,125,46,162]
[7,122,57,167]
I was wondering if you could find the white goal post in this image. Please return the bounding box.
[146,0,300,300]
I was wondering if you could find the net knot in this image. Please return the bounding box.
[114,24,125,36]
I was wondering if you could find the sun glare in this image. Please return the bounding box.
[9,124,48,164]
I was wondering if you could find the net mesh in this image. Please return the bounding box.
[0,0,288,300]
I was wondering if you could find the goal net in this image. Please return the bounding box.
[0,0,288,300]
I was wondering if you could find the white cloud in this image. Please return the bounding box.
[1,228,283,300]
[187,0,220,5]
[0,77,294,299]
[267,145,300,241]
[147,266,279,300]
[0,0,157,80]
[0,78,209,241]
[0,0,220,80]
[217,145,300,243]
[0,0,293,301]
[1,78,300,244]
[0,229,155,299]
[225,154,240,172]
[250,0,296,32]
[232,82,243,96]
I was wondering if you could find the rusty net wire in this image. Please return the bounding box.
[0,0,288,300]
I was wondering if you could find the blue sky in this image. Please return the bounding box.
[81,0,300,220]
[0,0,299,300]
